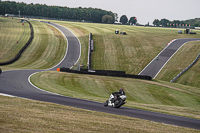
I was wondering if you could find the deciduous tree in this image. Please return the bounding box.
[153,19,159,26]
[120,15,128,25]
[129,17,137,25]
[102,15,114,24]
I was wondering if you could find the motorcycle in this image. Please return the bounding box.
[104,93,127,108]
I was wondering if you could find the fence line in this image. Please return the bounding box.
[170,53,200,82]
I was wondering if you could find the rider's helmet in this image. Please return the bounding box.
[119,88,125,95]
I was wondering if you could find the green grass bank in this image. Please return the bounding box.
[0,96,199,133]
[31,71,200,119]
[0,17,30,63]
[49,20,200,88]
[50,20,200,75]
[156,41,200,87]
[0,19,67,70]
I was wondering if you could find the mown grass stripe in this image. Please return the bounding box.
[0,18,25,59]
[0,20,67,70]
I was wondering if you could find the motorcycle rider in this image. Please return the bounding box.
[104,88,126,107]
[112,88,125,101]
[119,88,125,95]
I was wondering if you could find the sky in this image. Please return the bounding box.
[2,0,200,24]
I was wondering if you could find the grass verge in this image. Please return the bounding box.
[30,71,200,119]
[0,96,199,133]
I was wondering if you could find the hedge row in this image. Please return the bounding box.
[0,20,34,65]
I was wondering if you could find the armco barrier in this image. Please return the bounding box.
[59,68,152,80]
[87,33,93,69]
[170,53,200,82]
[0,20,34,65]
[90,40,94,52]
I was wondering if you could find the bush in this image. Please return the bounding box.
[102,15,114,24]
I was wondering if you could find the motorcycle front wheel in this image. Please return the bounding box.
[104,100,108,107]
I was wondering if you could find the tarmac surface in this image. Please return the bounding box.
[139,38,200,78]
[0,22,200,130]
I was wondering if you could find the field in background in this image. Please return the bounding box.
[49,20,200,88]
[50,20,200,75]
[0,19,67,70]
[0,18,30,62]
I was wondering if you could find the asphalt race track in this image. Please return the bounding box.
[139,38,200,79]
[0,22,200,130]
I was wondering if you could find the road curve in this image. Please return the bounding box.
[0,23,200,130]
[43,22,81,70]
[139,38,200,79]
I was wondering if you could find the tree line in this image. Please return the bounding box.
[0,1,116,23]
[153,18,200,27]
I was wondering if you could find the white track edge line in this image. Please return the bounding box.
[153,39,200,79]
[138,39,176,75]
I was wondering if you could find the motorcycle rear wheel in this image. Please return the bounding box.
[114,100,124,108]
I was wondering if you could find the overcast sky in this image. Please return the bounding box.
[2,0,200,24]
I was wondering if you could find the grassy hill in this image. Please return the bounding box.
[30,71,200,119]
[0,17,30,63]
[50,20,200,87]
[0,18,67,70]
[33,20,200,118]
[1,18,200,132]
[1,95,198,133]
[50,20,200,73]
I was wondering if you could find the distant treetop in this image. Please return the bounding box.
[120,15,128,25]
[152,18,200,27]
[0,1,117,23]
